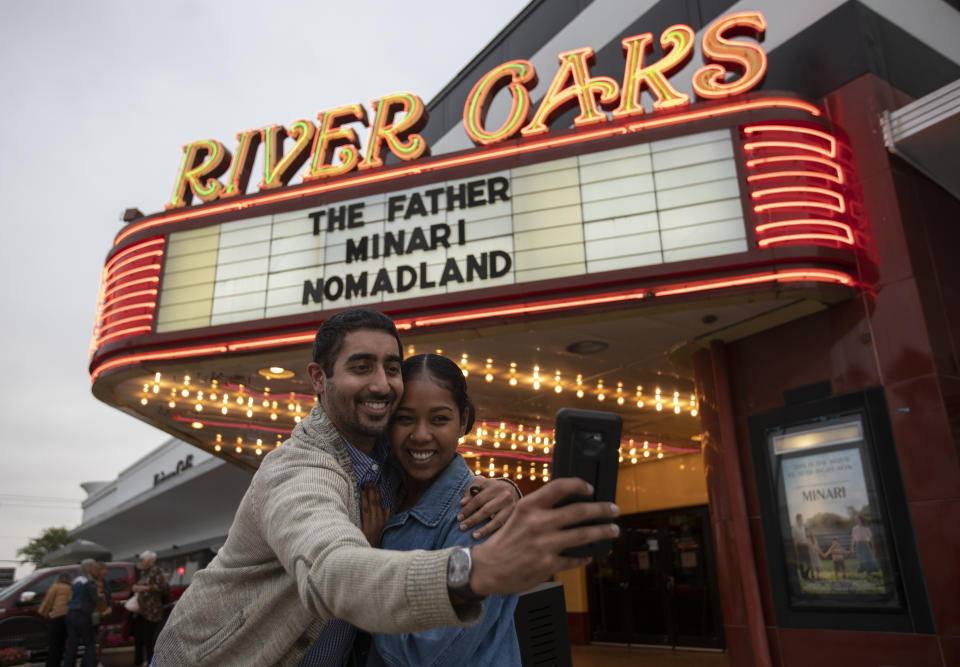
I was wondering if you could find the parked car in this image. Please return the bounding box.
[0,561,136,660]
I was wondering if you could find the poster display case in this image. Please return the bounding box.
[749,387,934,632]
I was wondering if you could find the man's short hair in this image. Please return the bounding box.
[312,308,402,375]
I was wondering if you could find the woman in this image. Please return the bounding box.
[363,353,521,666]
[38,573,72,667]
[851,514,880,574]
[131,551,167,666]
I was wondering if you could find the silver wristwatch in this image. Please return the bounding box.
[446,547,483,601]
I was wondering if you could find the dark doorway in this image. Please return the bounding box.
[587,505,724,649]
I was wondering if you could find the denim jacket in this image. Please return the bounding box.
[368,455,521,667]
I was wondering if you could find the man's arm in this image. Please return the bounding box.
[260,455,618,633]
[259,455,473,634]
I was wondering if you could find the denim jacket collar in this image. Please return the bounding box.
[386,454,470,530]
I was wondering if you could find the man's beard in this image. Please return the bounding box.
[323,377,396,439]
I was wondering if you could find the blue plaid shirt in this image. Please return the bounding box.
[297,436,399,667]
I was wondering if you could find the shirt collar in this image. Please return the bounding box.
[341,436,389,486]
[390,454,470,529]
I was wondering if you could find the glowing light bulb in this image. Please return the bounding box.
[195,403,203,412]
[140,398,148,406]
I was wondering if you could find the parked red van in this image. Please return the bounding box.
[0,562,136,660]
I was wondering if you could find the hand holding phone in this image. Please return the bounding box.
[551,408,622,557]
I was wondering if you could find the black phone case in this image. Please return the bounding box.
[551,408,622,557]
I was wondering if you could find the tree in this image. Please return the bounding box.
[16,527,73,568]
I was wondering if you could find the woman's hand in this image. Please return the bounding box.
[360,483,390,548]
[457,477,520,540]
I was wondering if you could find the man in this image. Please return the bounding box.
[155,308,619,666]
[63,559,105,667]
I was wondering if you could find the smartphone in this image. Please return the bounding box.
[551,408,622,557]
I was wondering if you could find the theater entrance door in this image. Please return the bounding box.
[586,505,724,649]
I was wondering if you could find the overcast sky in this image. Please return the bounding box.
[0,0,529,578]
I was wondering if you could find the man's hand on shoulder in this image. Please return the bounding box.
[457,476,520,539]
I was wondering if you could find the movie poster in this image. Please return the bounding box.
[775,441,897,606]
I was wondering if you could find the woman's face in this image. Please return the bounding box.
[389,375,465,485]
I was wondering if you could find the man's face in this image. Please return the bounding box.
[307,329,403,450]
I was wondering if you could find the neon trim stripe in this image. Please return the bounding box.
[106,250,164,277]
[757,234,853,247]
[92,344,231,380]
[747,169,841,185]
[745,155,843,183]
[754,199,844,214]
[91,265,854,381]
[95,326,154,346]
[101,289,159,310]
[103,264,163,291]
[98,313,154,333]
[102,277,160,301]
[99,301,158,319]
[104,238,164,273]
[114,97,822,246]
[743,139,834,159]
[743,123,836,149]
[755,219,853,242]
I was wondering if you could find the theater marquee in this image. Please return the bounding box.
[90,10,870,468]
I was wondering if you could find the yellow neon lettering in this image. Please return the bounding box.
[259,120,316,191]
[521,47,619,137]
[463,60,537,146]
[303,104,367,181]
[164,139,228,210]
[613,25,693,119]
[221,129,261,198]
[360,93,428,171]
[693,11,768,99]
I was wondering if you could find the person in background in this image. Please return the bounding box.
[362,354,522,666]
[38,572,72,667]
[63,559,105,667]
[132,551,166,666]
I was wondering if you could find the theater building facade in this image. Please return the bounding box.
[89,2,960,664]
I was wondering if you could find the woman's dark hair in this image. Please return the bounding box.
[402,354,476,432]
